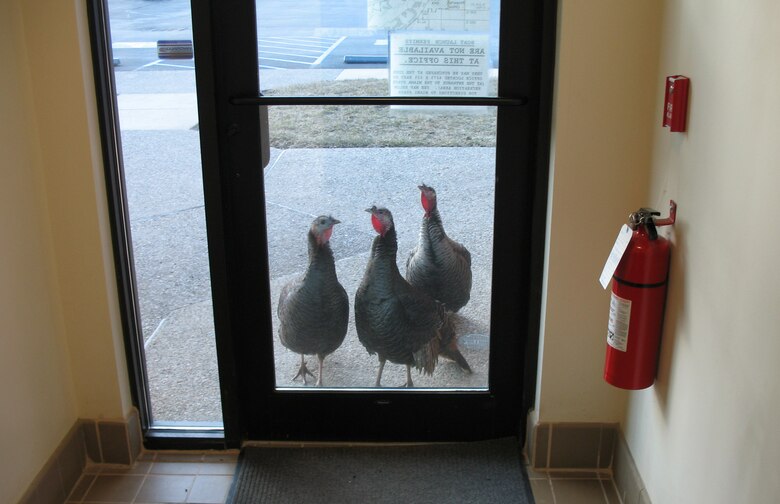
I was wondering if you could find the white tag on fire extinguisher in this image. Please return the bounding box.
[599,224,633,289]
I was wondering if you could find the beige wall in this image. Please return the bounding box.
[536,0,662,423]
[0,2,77,502]
[19,0,132,421]
[625,0,780,502]
[1,0,131,500]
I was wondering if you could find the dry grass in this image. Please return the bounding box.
[265,79,497,148]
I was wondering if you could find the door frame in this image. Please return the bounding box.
[88,0,556,449]
[190,0,557,444]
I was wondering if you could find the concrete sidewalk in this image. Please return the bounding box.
[116,69,382,130]
[119,69,495,422]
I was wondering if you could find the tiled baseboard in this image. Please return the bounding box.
[17,421,85,504]
[613,429,652,504]
[18,409,142,504]
[81,408,142,465]
[530,422,617,471]
[529,422,651,504]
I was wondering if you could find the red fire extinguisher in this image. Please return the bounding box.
[604,201,677,390]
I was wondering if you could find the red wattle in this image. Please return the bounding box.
[320,227,333,244]
[421,193,432,213]
[371,214,384,235]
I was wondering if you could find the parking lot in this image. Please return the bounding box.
[109,0,380,71]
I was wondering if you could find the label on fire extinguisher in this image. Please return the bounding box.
[607,292,631,352]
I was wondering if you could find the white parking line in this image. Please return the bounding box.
[155,62,195,69]
[259,48,319,56]
[256,35,347,68]
[258,39,336,50]
[312,36,347,66]
[138,59,163,69]
[260,56,320,65]
[262,36,341,44]
[117,35,349,70]
[260,45,325,54]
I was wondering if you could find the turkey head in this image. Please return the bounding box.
[419,183,437,217]
[312,214,339,244]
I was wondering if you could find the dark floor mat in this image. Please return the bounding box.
[228,437,534,503]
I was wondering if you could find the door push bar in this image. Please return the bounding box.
[230,95,529,107]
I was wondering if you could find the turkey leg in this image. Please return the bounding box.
[316,354,325,387]
[405,365,414,388]
[292,354,316,385]
[375,357,386,387]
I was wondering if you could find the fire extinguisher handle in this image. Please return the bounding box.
[629,209,660,229]
[629,201,677,232]
[646,221,658,241]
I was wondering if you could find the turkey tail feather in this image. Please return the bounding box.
[413,336,439,376]
[440,345,472,373]
[438,314,472,373]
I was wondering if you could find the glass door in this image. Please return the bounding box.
[191,0,552,441]
[87,0,229,445]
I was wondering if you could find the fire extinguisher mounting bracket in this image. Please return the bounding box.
[653,200,677,227]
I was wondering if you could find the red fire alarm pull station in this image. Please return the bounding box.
[663,75,690,132]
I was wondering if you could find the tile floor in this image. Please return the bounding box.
[66,451,623,504]
[527,467,623,504]
[66,452,238,504]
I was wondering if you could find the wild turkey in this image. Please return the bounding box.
[277,215,349,386]
[355,206,464,387]
[406,184,472,313]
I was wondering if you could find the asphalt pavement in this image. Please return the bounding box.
[109,0,382,71]
[107,0,500,71]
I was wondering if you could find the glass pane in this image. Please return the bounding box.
[259,1,500,390]
[108,0,222,425]
[257,0,498,98]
